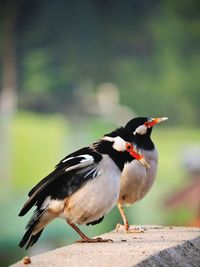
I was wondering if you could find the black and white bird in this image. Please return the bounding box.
[18,130,149,249]
[116,117,168,232]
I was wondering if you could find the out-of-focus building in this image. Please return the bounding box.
[77,82,135,125]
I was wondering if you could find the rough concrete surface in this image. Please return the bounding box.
[11,226,200,267]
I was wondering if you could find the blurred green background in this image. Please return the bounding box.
[0,0,200,266]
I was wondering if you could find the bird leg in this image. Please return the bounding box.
[115,203,144,233]
[116,203,130,231]
[67,221,113,243]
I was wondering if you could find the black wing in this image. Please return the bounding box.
[28,147,95,197]
[19,147,102,216]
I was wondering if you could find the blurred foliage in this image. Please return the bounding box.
[12,112,68,188]
[0,0,200,123]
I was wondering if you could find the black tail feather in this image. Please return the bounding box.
[18,197,38,217]
[19,209,44,249]
[19,227,44,249]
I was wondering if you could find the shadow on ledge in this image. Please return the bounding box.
[136,236,200,267]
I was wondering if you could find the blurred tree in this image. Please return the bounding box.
[0,0,18,194]
[0,0,200,124]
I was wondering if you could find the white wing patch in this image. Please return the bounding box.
[64,154,94,173]
[62,156,74,163]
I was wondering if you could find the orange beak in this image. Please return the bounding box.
[126,143,150,169]
[144,117,168,128]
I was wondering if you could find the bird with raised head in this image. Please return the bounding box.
[116,117,168,233]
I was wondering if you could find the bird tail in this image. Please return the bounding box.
[19,209,45,249]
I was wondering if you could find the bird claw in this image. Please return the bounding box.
[76,238,113,243]
[126,226,145,233]
[114,224,145,233]
[114,223,124,232]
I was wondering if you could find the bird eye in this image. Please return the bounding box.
[144,122,148,126]
[127,144,132,150]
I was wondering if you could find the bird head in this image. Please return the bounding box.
[125,117,168,137]
[102,136,150,169]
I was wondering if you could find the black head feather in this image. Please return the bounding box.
[125,117,154,151]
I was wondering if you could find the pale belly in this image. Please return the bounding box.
[62,155,121,225]
[118,148,158,206]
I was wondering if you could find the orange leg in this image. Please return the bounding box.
[115,203,144,233]
[119,204,129,230]
[67,221,113,243]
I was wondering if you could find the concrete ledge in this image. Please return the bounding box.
[11,226,200,267]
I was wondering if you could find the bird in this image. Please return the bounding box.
[116,117,168,233]
[18,129,149,249]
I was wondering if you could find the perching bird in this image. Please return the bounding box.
[116,117,168,232]
[18,130,149,249]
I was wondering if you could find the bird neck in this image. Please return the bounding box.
[95,141,132,172]
[133,134,155,151]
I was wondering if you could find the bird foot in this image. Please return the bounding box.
[126,226,145,233]
[76,237,113,243]
[115,224,145,233]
